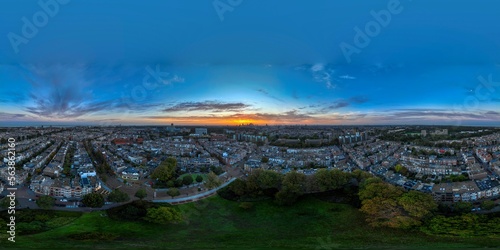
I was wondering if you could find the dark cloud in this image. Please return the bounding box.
[22,64,167,119]
[163,101,251,113]
[256,88,284,102]
[349,96,369,104]
[319,96,369,112]
[0,112,29,119]
[326,101,349,110]
[385,110,500,121]
[23,65,106,118]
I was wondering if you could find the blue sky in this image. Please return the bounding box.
[1,0,500,126]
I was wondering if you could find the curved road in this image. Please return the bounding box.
[153,178,236,204]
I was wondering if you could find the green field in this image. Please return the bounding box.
[2,196,500,249]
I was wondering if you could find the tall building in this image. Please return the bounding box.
[421,130,427,137]
[195,128,208,135]
[166,123,176,132]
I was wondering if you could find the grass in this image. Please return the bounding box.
[2,196,500,249]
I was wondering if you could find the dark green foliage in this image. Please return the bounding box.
[135,188,147,200]
[422,214,500,237]
[82,193,105,208]
[144,207,182,225]
[182,175,194,186]
[195,175,203,183]
[481,200,496,210]
[36,195,55,209]
[151,157,177,183]
[167,188,180,198]
[107,189,130,202]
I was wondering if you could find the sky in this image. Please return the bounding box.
[1,0,500,126]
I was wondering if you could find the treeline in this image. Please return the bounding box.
[218,169,372,206]
[62,143,75,177]
[358,178,437,229]
[219,169,500,236]
[83,140,113,175]
[107,200,182,226]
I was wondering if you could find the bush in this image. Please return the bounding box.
[135,189,147,200]
[36,195,55,209]
[82,193,105,208]
[108,189,130,202]
[196,175,203,183]
[239,202,254,210]
[144,207,182,225]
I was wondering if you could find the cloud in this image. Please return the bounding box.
[382,109,500,121]
[349,96,369,104]
[163,101,251,113]
[311,63,324,72]
[20,64,173,119]
[256,89,269,95]
[23,64,108,118]
[325,101,350,110]
[256,89,284,102]
[318,96,369,112]
[0,112,30,120]
[294,63,336,89]
[339,75,356,80]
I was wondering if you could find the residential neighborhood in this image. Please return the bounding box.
[2,125,500,209]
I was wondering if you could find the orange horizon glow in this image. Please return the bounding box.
[142,116,340,126]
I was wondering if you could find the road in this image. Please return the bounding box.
[153,178,236,203]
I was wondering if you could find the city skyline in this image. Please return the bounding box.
[1,0,500,126]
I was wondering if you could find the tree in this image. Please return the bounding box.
[360,197,409,228]
[261,157,269,163]
[397,190,437,219]
[174,178,183,187]
[36,195,55,209]
[481,200,496,210]
[144,207,182,224]
[314,169,349,192]
[394,164,409,176]
[358,181,434,229]
[135,189,147,200]
[206,171,222,189]
[82,193,105,208]
[351,169,372,182]
[229,179,247,197]
[275,171,306,206]
[0,197,17,209]
[453,201,474,214]
[166,180,175,188]
[359,181,403,201]
[167,188,180,198]
[151,157,177,183]
[196,175,203,183]
[107,189,130,203]
[182,175,194,186]
[257,170,282,190]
